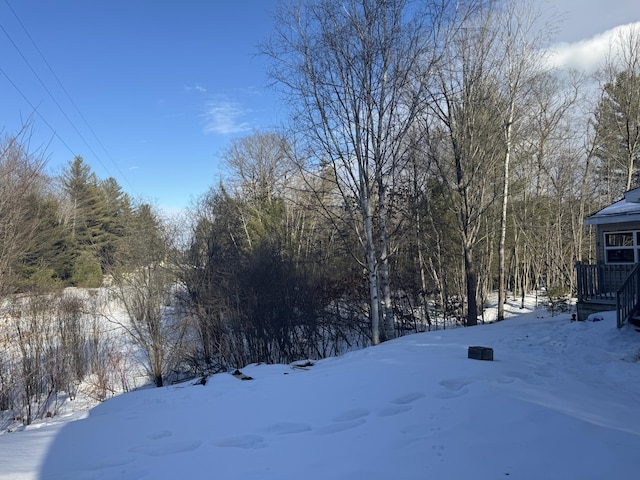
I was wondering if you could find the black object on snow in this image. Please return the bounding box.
[468,346,494,361]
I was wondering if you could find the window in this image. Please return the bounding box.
[604,231,640,263]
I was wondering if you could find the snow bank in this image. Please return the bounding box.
[1,302,639,479]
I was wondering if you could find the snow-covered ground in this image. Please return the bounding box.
[1,300,639,479]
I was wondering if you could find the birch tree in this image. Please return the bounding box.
[263,0,446,344]
[493,1,550,321]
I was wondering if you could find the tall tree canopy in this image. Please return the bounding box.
[264,0,448,343]
[60,156,131,285]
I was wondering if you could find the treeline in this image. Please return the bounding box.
[179,0,640,364]
[2,0,640,421]
[0,141,149,293]
[0,136,169,424]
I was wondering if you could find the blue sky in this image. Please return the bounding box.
[0,0,280,213]
[1,0,638,213]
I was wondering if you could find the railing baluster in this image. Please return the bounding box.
[576,262,640,327]
[615,262,640,328]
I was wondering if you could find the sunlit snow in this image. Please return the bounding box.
[1,299,639,480]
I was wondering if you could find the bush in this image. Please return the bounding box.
[17,268,62,293]
[546,286,570,316]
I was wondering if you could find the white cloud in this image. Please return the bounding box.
[185,83,207,94]
[546,22,640,74]
[202,99,252,135]
[550,0,639,43]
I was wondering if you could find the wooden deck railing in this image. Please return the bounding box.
[575,262,635,300]
[616,263,640,328]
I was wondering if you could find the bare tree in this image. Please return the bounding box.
[223,131,294,205]
[510,70,589,300]
[111,204,182,387]
[426,3,503,326]
[492,1,551,321]
[263,0,446,343]
[221,131,296,252]
[0,127,47,299]
[426,1,553,324]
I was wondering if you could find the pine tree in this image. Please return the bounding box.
[17,193,74,290]
[61,157,131,284]
[98,177,132,272]
[593,70,640,199]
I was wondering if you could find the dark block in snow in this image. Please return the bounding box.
[468,346,493,361]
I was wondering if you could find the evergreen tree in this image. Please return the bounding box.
[593,70,640,199]
[17,193,74,290]
[61,157,130,284]
[98,177,132,272]
[0,131,48,294]
[122,203,166,268]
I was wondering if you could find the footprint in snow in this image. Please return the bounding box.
[261,422,312,435]
[130,440,202,457]
[377,391,425,417]
[377,404,412,417]
[147,430,172,440]
[214,434,266,449]
[392,392,426,405]
[436,378,473,399]
[314,418,367,435]
[313,408,370,436]
[332,408,370,422]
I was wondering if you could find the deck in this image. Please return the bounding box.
[575,262,640,325]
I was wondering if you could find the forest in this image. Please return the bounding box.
[1,0,639,425]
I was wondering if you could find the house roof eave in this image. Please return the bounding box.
[584,212,640,226]
[624,186,640,203]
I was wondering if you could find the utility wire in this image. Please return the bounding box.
[0,64,78,158]
[1,0,138,194]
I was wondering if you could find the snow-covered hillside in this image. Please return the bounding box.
[1,301,639,480]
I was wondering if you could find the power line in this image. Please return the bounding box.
[0,64,78,157]
[1,0,138,195]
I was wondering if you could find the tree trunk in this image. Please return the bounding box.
[377,181,395,342]
[363,197,381,345]
[464,243,478,326]
[498,116,513,322]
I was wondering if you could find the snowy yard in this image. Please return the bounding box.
[1,300,639,479]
